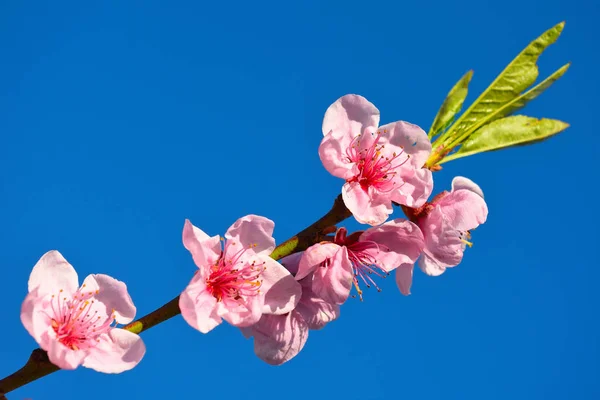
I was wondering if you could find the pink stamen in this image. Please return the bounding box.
[205,244,264,303]
[334,227,390,301]
[49,287,115,351]
[345,131,410,193]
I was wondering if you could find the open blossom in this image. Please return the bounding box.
[241,252,339,365]
[296,219,425,304]
[319,94,434,225]
[179,215,302,334]
[397,177,488,292]
[20,251,145,372]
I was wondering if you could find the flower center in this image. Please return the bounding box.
[345,131,410,192]
[334,228,389,301]
[49,286,115,351]
[205,244,264,302]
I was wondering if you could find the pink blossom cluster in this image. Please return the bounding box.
[20,94,488,372]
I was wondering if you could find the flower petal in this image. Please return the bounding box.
[220,294,263,327]
[322,94,380,138]
[318,129,359,180]
[242,311,308,365]
[451,176,484,198]
[28,250,79,296]
[260,257,302,315]
[436,190,488,232]
[224,215,276,256]
[360,219,425,272]
[395,264,414,295]
[312,246,353,305]
[296,243,340,281]
[44,331,86,370]
[342,182,393,226]
[381,120,432,167]
[296,279,340,330]
[81,274,137,324]
[392,167,433,208]
[82,329,146,373]
[179,273,222,333]
[182,219,222,269]
[418,251,447,276]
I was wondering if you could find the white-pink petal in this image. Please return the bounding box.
[82,329,146,373]
[179,273,222,333]
[28,250,79,296]
[82,274,137,324]
[224,215,276,256]
[322,94,380,138]
[260,257,302,315]
[182,219,222,269]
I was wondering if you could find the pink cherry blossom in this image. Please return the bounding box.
[319,94,434,225]
[20,251,146,372]
[296,219,424,303]
[396,176,488,292]
[241,253,339,365]
[179,215,302,333]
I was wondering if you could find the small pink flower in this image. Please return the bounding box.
[319,94,434,225]
[241,253,339,365]
[296,219,425,303]
[179,215,302,333]
[397,176,488,291]
[20,251,146,372]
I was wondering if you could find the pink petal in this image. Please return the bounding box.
[224,215,276,256]
[312,246,353,305]
[28,250,79,296]
[242,311,308,365]
[179,273,222,333]
[381,120,432,167]
[342,181,393,226]
[395,264,414,295]
[295,280,340,330]
[418,251,447,276]
[81,274,137,324]
[182,219,222,269]
[44,331,86,370]
[260,257,302,315]
[391,167,433,208]
[436,190,488,232]
[82,329,146,373]
[420,208,464,268]
[322,94,380,138]
[278,252,303,275]
[220,294,263,327]
[452,176,484,198]
[296,243,340,281]
[20,288,40,341]
[318,129,360,180]
[360,219,425,272]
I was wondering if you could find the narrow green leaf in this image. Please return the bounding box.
[440,22,565,147]
[428,70,473,139]
[440,115,569,163]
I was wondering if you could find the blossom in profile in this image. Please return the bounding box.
[241,252,339,365]
[296,219,425,303]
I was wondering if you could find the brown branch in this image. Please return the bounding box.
[0,194,351,397]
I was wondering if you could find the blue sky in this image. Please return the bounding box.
[1,1,598,399]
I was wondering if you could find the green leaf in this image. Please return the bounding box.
[440,22,566,148]
[428,70,473,139]
[440,115,569,163]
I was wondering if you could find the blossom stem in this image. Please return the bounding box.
[0,194,351,397]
